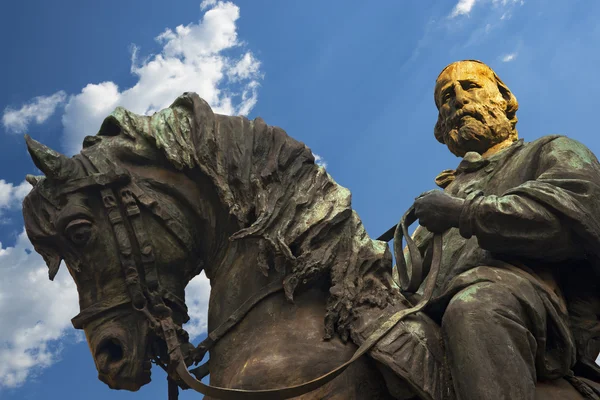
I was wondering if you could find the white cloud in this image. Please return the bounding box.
[200,0,217,9]
[183,271,211,339]
[61,0,262,155]
[0,180,31,209]
[0,180,32,224]
[0,231,79,388]
[0,180,79,388]
[2,91,66,134]
[450,0,523,18]
[313,153,328,169]
[228,53,262,81]
[450,0,478,17]
[502,52,517,62]
[61,82,121,155]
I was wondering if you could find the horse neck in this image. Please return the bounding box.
[205,239,285,330]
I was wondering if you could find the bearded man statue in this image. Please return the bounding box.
[388,60,600,399]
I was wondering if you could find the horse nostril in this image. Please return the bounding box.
[96,338,124,366]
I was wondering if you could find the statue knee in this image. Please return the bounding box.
[442,281,520,334]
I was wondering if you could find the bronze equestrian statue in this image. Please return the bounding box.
[20,60,600,399]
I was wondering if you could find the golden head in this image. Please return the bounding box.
[433,60,519,157]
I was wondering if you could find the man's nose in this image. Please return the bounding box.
[454,84,470,107]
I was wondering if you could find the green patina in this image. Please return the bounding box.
[453,284,483,303]
[551,137,595,170]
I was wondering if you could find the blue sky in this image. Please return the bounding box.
[1,0,600,398]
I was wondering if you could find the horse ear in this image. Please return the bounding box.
[24,135,73,180]
[37,247,62,281]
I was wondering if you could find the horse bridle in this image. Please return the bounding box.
[63,154,443,400]
[62,156,199,381]
[66,168,191,332]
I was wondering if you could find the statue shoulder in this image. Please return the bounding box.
[527,134,564,150]
[515,135,598,168]
[535,135,600,166]
[528,134,592,152]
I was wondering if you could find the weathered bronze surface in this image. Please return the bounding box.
[20,61,600,399]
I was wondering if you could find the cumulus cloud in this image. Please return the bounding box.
[2,91,66,134]
[0,231,79,387]
[0,180,81,388]
[62,0,262,155]
[0,180,31,210]
[0,180,32,224]
[182,271,211,339]
[502,52,517,62]
[313,154,328,169]
[450,0,523,18]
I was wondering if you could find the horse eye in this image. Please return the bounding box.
[65,219,93,246]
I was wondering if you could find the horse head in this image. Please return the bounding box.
[21,110,224,390]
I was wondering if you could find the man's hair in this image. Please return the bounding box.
[433,60,519,144]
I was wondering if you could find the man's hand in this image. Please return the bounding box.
[414,190,465,233]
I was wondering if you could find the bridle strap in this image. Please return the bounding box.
[59,171,130,194]
[120,186,160,291]
[100,187,149,312]
[119,182,190,321]
[167,207,443,399]
[72,294,131,329]
[126,181,195,256]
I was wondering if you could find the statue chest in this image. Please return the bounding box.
[445,148,535,199]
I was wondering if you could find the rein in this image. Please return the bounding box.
[66,156,441,399]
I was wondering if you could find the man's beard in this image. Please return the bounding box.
[442,105,514,157]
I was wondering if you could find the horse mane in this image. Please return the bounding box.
[27,92,397,340]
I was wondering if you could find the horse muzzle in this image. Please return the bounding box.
[87,315,153,391]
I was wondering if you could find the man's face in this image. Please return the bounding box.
[434,62,514,157]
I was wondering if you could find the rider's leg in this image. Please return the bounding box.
[441,279,544,400]
[350,302,453,400]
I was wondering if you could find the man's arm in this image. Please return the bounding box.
[459,192,582,260]
[460,136,600,261]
